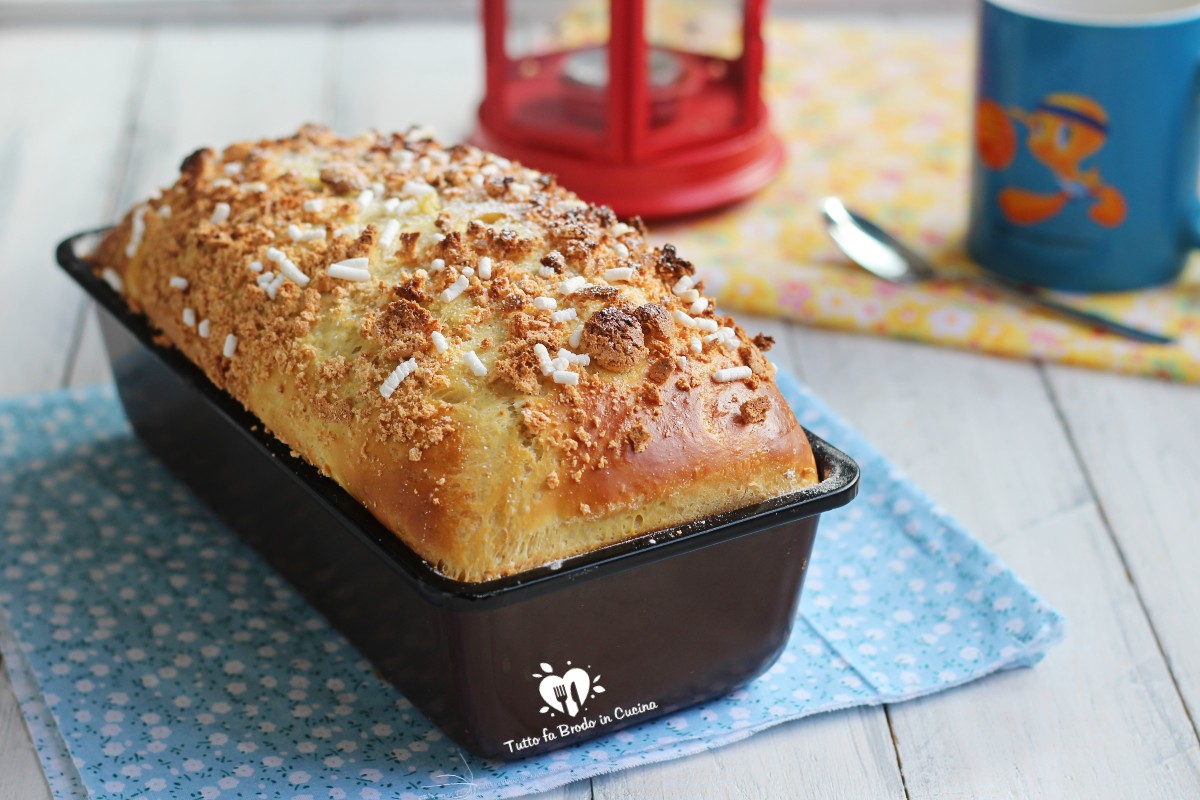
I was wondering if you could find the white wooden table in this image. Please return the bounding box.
[2,15,1200,800]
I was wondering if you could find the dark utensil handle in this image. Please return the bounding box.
[973,275,1175,345]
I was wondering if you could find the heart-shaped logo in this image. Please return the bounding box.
[535,663,600,718]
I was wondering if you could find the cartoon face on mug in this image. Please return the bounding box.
[976,93,1126,228]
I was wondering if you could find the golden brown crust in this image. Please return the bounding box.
[89,124,818,582]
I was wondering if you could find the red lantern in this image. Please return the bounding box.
[472,0,783,219]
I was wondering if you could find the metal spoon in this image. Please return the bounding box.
[820,197,1174,345]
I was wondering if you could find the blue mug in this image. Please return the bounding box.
[968,0,1200,292]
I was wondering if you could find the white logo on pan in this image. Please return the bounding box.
[533,661,604,718]
[503,661,658,753]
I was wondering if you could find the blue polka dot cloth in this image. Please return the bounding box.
[0,370,1063,800]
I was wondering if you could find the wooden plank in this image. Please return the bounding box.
[1044,366,1200,730]
[66,23,336,386]
[0,0,487,25]
[58,23,593,800]
[593,318,905,800]
[35,16,1199,800]
[593,705,905,800]
[73,20,471,385]
[0,1,972,26]
[343,16,915,784]
[0,26,143,800]
[0,659,51,800]
[46,25,336,797]
[331,21,483,141]
[65,301,113,387]
[793,330,1200,798]
[0,28,142,394]
[532,780,592,800]
[110,24,336,208]
[335,25,901,794]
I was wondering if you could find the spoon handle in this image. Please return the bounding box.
[971,275,1175,345]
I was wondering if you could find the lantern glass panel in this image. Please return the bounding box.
[504,0,610,58]
[647,0,743,59]
[503,0,613,156]
[641,0,747,154]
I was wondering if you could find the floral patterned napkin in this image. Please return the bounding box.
[653,21,1200,382]
[0,377,1062,800]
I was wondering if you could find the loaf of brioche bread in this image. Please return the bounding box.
[89,125,818,582]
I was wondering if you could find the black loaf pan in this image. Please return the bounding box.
[57,230,860,760]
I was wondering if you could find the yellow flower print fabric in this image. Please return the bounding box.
[651,21,1200,382]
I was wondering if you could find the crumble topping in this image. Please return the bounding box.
[579,306,647,372]
[91,124,783,484]
[740,396,772,424]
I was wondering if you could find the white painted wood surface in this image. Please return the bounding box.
[2,16,1200,800]
[1044,368,1200,723]
[0,0,973,26]
[795,331,1200,798]
[0,664,50,800]
[0,28,142,395]
[0,27,145,800]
